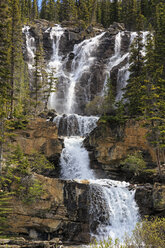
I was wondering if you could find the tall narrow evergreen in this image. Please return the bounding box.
[123,31,144,117]
[40,0,48,20]
[32,0,38,19]
[0,0,11,174]
[9,0,22,117]
[61,0,77,21]
[47,0,55,21]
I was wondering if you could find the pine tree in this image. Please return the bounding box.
[33,45,42,114]
[32,0,38,19]
[40,0,48,20]
[61,0,76,21]
[47,0,55,21]
[0,191,12,235]
[9,0,22,117]
[27,0,32,19]
[123,31,144,117]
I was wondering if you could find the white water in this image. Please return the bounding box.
[60,137,96,180]
[54,114,99,136]
[47,25,65,110]
[89,180,139,242]
[103,32,129,95]
[47,26,105,113]
[22,26,36,69]
[47,25,140,243]
[66,32,105,114]
[24,25,140,243]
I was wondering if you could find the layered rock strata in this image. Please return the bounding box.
[10,118,63,167]
[8,175,91,244]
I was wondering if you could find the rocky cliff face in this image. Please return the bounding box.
[84,120,160,183]
[84,120,165,217]
[23,21,132,114]
[10,117,63,173]
[8,174,91,244]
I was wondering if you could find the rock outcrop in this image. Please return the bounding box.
[135,183,165,217]
[10,118,63,167]
[84,120,165,217]
[84,120,160,183]
[8,175,91,244]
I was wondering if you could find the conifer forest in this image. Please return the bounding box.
[0,1,165,247]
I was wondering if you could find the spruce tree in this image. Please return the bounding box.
[0,0,11,174]
[32,0,38,19]
[123,31,144,117]
[61,0,76,21]
[9,0,22,117]
[40,0,48,20]
[47,0,55,21]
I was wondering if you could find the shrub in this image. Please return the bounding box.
[90,218,165,248]
[121,152,146,176]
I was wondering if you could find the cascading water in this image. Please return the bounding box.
[46,26,139,243]
[103,32,129,94]
[22,26,36,70]
[47,25,65,110]
[47,27,105,114]
[24,25,140,243]
[65,32,105,114]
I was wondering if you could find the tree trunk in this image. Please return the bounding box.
[0,119,4,175]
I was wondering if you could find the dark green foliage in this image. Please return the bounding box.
[121,152,146,176]
[0,146,54,204]
[123,31,144,117]
[0,191,12,235]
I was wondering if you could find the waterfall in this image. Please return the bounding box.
[24,25,140,243]
[54,114,99,136]
[103,32,129,95]
[60,137,96,180]
[47,27,105,114]
[47,25,65,110]
[49,25,139,243]
[89,180,139,242]
[65,32,105,114]
[22,26,36,70]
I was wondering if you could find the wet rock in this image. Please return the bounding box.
[69,52,74,60]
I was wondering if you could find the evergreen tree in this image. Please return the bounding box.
[0,191,12,235]
[27,0,32,19]
[123,31,144,117]
[9,0,22,117]
[47,0,55,21]
[61,0,76,21]
[32,0,38,19]
[40,0,48,20]
[0,0,11,174]
[33,44,42,114]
